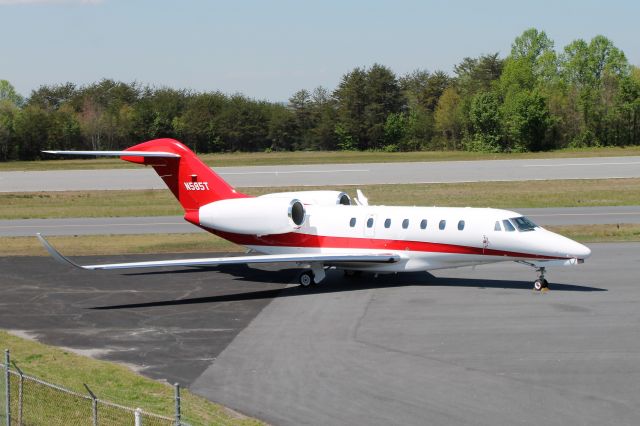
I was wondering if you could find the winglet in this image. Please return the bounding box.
[356,189,369,206]
[36,233,87,269]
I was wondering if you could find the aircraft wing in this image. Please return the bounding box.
[37,234,401,270]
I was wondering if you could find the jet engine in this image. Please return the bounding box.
[260,190,351,206]
[198,197,306,235]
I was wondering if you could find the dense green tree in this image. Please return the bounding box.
[454,53,504,96]
[560,35,630,146]
[27,83,78,111]
[2,29,639,161]
[13,106,50,159]
[334,64,404,150]
[501,90,552,151]
[0,80,24,107]
[333,67,368,149]
[0,101,18,161]
[468,92,502,151]
[434,87,463,149]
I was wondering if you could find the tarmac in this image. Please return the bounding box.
[2,206,640,237]
[1,243,639,425]
[3,156,640,191]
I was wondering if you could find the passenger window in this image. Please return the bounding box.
[350,217,356,227]
[457,220,465,231]
[494,221,501,231]
[367,217,374,228]
[439,220,446,230]
[503,219,516,232]
[384,218,391,228]
[402,219,409,229]
[420,219,427,229]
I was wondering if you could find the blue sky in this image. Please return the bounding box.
[1,0,638,101]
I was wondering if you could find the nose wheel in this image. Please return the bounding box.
[533,267,549,291]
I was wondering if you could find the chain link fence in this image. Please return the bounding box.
[1,353,6,425]
[2,349,186,426]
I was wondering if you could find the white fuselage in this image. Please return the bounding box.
[201,204,591,273]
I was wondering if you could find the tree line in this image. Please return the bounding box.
[0,28,638,161]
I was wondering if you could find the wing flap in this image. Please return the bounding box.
[37,234,400,271]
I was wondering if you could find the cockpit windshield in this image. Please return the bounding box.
[510,216,538,232]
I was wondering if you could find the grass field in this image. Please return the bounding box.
[2,178,640,220]
[2,146,640,171]
[0,331,261,425]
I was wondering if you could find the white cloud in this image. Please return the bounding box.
[0,0,103,5]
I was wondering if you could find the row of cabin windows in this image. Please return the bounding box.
[350,218,466,231]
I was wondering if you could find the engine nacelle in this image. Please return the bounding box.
[260,190,351,206]
[198,197,305,235]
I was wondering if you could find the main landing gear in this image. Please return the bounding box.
[298,263,326,287]
[298,270,314,287]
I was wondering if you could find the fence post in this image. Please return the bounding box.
[174,383,181,426]
[12,362,23,426]
[134,407,142,426]
[4,350,10,426]
[84,384,98,426]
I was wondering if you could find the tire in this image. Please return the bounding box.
[299,271,314,287]
[534,279,543,291]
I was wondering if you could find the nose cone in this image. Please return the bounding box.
[556,235,591,259]
[570,241,592,259]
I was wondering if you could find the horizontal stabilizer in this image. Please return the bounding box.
[37,234,401,271]
[42,150,181,158]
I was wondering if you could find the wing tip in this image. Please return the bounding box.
[36,233,85,269]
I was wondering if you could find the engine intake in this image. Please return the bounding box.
[198,197,306,235]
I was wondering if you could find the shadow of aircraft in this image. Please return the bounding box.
[92,266,606,310]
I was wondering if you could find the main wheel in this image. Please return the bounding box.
[541,278,549,290]
[299,271,314,287]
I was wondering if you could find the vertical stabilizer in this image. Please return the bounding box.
[121,138,248,212]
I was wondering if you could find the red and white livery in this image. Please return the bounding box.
[39,138,591,291]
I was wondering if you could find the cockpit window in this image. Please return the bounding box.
[502,219,516,232]
[494,221,502,231]
[510,216,538,232]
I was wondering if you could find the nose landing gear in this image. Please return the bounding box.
[533,266,549,292]
[517,262,550,292]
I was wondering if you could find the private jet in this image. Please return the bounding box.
[39,138,591,291]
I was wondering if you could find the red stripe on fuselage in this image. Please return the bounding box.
[207,229,564,261]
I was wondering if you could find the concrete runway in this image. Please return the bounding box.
[3,206,639,237]
[1,244,639,425]
[2,156,640,192]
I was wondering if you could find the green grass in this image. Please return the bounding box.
[0,233,240,256]
[2,145,640,171]
[2,178,640,220]
[1,224,639,257]
[0,331,262,425]
[546,223,640,243]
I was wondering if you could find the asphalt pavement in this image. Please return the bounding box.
[2,156,640,192]
[2,206,639,237]
[192,243,640,426]
[1,243,639,425]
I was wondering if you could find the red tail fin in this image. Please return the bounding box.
[121,138,248,212]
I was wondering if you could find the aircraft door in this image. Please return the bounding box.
[364,213,376,238]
